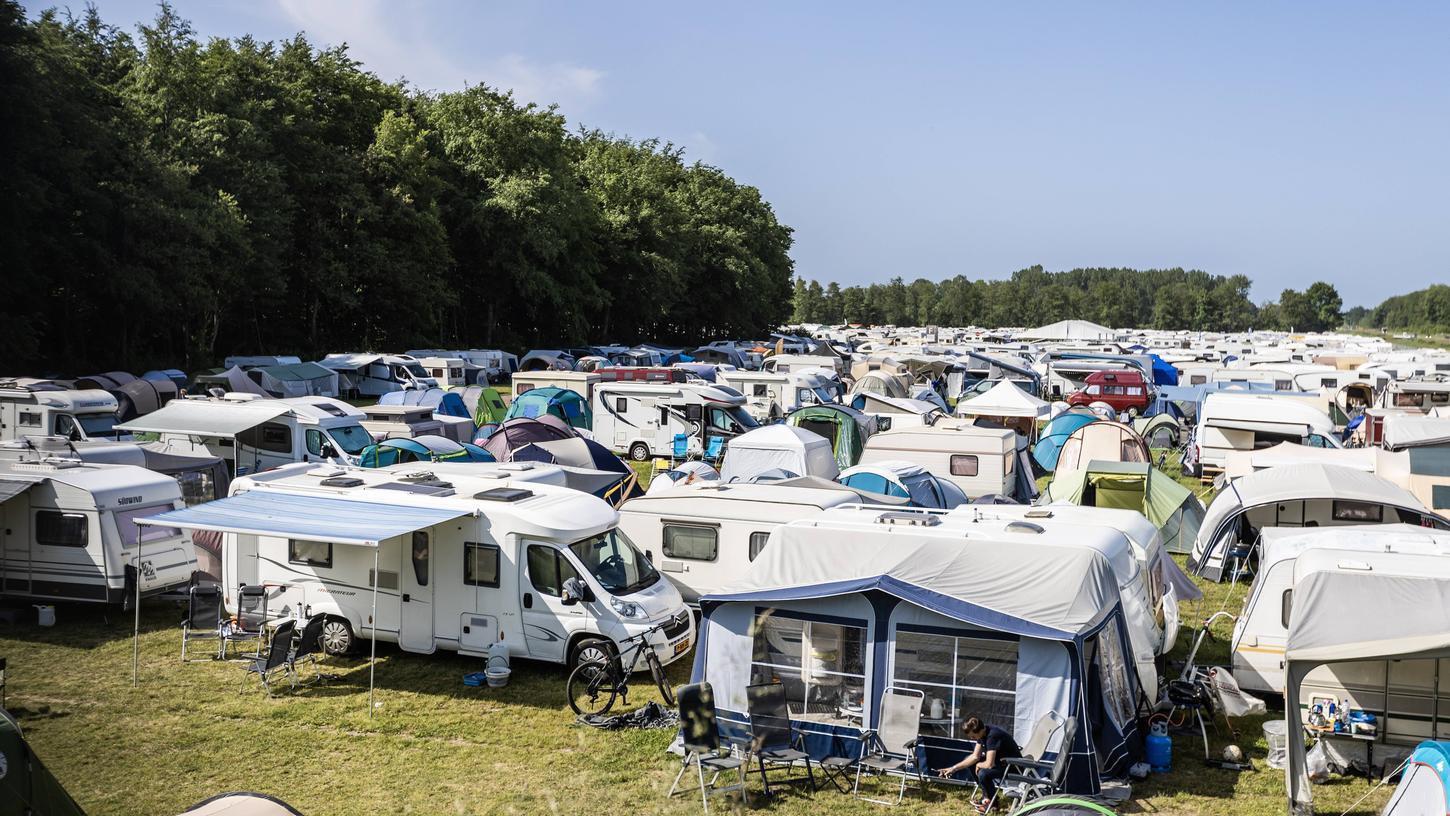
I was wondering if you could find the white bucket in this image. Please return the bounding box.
[34,605,55,627]
[1264,719,1289,770]
[485,654,511,688]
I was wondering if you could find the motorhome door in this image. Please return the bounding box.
[0,492,31,595]
[398,531,435,653]
[520,541,583,662]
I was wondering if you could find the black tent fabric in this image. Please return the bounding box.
[0,709,88,816]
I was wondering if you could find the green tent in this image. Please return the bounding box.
[0,709,86,816]
[449,385,509,427]
[785,404,876,470]
[1044,460,1206,554]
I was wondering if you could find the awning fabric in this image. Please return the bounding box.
[116,399,290,437]
[1205,417,1310,435]
[134,491,471,547]
[0,477,39,504]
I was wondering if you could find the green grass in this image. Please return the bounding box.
[0,454,1394,815]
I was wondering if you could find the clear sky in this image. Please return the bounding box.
[30,1,1450,305]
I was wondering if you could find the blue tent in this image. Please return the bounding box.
[1147,354,1178,386]
[1382,741,1450,816]
[1034,413,1101,471]
[357,436,494,468]
[505,386,592,430]
[379,387,472,420]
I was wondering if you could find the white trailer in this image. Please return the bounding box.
[510,371,602,401]
[717,370,835,422]
[143,462,693,670]
[0,382,127,442]
[0,444,192,604]
[412,356,471,388]
[592,382,759,462]
[1191,393,1340,477]
[319,354,438,397]
[858,423,1019,500]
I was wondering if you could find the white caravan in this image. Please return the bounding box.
[408,349,516,384]
[0,443,192,604]
[1191,393,1340,477]
[717,370,835,422]
[592,382,759,462]
[411,356,471,388]
[319,353,438,397]
[358,405,466,445]
[761,353,846,377]
[858,424,1019,500]
[1230,525,1450,696]
[510,371,603,401]
[194,462,693,668]
[116,396,374,474]
[617,482,859,605]
[0,381,126,442]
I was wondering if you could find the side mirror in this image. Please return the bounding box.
[644,550,654,564]
[561,576,588,606]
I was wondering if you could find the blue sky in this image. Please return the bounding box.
[33,1,1450,305]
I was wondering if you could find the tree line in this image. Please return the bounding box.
[0,2,794,374]
[1346,285,1450,336]
[791,267,1345,334]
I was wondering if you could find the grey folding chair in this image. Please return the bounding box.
[240,620,297,696]
[994,716,1077,811]
[287,616,331,684]
[668,682,750,813]
[180,582,223,662]
[854,686,927,805]
[223,584,268,659]
[746,681,816,796]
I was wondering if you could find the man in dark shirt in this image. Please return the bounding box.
[935,716,1021,812]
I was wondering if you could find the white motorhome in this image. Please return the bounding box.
[358,405,461,444]
[717,370,835,422]
[858,423,1020,500]
[0,382,126,442]
[1230,525,1450,696]
[189,462,693,668]
[761,353,845,377]
[411,356,471,388]
[1191,393,1340,477]
[617,482,860,605]
[0,443,193,604]
[592,382,759,462]
[319,354,438,397]
[116,396,374,474]
[408,349,516,384]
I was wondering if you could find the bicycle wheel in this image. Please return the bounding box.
[567,660,617,717]
[648,652,676,707]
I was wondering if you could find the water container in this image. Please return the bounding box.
[1146,721,1172,773]
[33,605,55,627]
[1263,719,1288,770]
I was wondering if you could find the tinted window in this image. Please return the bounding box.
[240,422,293,454]
[411,531,429,586]
[748,531,771,561]
[526,545,579,597]
[288,539,332,568]
[464,542,501,587]
[752,384,768,397]
[305,429,325,456]
[36,511,87,547]
[950,455,979,477]
[662,525,718,561]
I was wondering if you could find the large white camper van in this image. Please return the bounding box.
[0,443,193,604]
[0,381,126,442]
[592,382,758,461]
[717,370,836,422]
[177,462,693,668]
[319,354,438,397]
[1191,393,1340,477]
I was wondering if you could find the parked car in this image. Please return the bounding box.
[1066,370,1153,415]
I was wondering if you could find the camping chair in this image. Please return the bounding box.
[993,716,1076,811]
[745,682,817,796]
[704,436,725,464]
[670,433,691,467]
[240,620,297,696]
[980,712,1065,810]
[668,682,750,813]
[222,584,268,659]
[287,616,333,685]
[853,686,927,805]
[180,581,224,662]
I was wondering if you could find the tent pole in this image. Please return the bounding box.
[132,543,141,688]
[369,546,379,717]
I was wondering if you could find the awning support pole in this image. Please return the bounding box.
[369,546,379,717]
[132,543,141,688]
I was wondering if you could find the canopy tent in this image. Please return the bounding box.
[357,435,495,468]
[837,460,967,508]
[134,491,474,713]
[1017,319,1115,342]
[1285,569,1450,814]
[719,424,839,482]
[955,379,1050,419]
[1147,355,1179,387]
[191,366,271,397]
[1034,412,1100,471]
[1384,415,1450,450]
[477,416,577,462]
[1380,741,1450,816]
[785,404,877,470]
[249,362,340,398]
[1054,422,1150,473]
[116,399,290,437]
[0,709,86,816]
[503,386,592,430]
[510,436,639,505]
[694,517,1141,795]
[1044,461,1205,554]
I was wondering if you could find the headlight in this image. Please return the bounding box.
[610,597,642,619]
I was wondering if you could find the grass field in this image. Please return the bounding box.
[0,457,1395,815]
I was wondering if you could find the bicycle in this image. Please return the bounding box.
[566,620,677,716]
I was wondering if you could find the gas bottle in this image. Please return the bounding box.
[1146,720,1172,773]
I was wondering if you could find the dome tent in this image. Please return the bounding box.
[720,424,839,482]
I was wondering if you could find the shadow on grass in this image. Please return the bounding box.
[0,599,185,649]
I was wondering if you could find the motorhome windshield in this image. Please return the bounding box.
[710,406,760,434]
[328,424,373,455]
[568,529,660,596]
[404,364,429,378]
[78,414,120,438]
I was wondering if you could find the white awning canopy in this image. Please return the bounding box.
[134,490,473,547]
[116,399,291,438]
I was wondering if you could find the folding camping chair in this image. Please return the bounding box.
[670,433,691,467]
[240,620,297,696]
[981,712,1069,810]
[180,581,224,662]
[854,686,927,805]
[994,716,1077,811]
[703,436,725,464]
[745,682,817,796]
[668,682,751,813]
[221,584,268,659]
[287,616,333,685]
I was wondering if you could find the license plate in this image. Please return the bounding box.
[673,638,691,656]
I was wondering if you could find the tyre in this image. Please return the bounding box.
[628,442,651,462]
[648,653,676,707]
[567,660,617,717]
[570,636,616,670]
[319,617,355,655]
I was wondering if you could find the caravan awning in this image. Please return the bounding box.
[1205,417,1310,435]
[0,476,39,503]
[116,399,290,437]
[133,491,472,547]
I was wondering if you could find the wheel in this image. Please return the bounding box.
[319,617,354,655]
[567,660,617,717]
[628,442,651,462]
[570,636,616,670]
[648,653,676,707]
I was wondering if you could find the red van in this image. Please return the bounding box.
[1066,370,1153,415]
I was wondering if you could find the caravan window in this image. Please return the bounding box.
[35,511,87,548]
[114,506,179,547]
[18,411,40,427]
[411,532,430,586]
[748,531,771,561]
[616,398,628,413]
[1189,375,1207,385]
[526,544,579,597]
[751,611,867,722]
[893,629,1018,733]
[288,539,332,568]
[464,542,501,587]
[1332,500,1383,522]
[753,384,769,398]
[662,525,718,561]
[950,455,979,477]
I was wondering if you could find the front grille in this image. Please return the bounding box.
[663,610,691,640]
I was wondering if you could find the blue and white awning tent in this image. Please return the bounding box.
[1382,741,1450,816]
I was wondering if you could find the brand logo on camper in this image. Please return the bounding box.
[117,496,143,506]
[139,560,156,580]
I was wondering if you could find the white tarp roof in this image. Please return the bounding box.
[720,424,839,482]
[1261,523,1450,569]
[1287,564,1450,665]
[1018,319,1115,341]
[319,353,383,372]
[955,379,1050,419]
[116,399,290,437]
[1384,414,1450,450]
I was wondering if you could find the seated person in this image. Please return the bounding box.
[935,716,1021,813]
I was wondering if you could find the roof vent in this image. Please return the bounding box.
[876,511,940,527]
[320,476,364,488]
[1024,509,1054,519]
[1005,521,1045,535]
[1337,560,1373,572]
[397,470,445,485]
[498,462,536,472]
[475,487,533,503]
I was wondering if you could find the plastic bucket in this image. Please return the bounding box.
[33,605,55,627]
[1264,719,1288,770]
[485,654,511,688]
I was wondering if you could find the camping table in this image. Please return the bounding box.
[1305,726,1378,779]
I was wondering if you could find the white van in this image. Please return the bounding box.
[117,396,374,473]
[617,482,859,605]
[592,382,759,462]
[0,382,126,442]
[1190,393,1340,477]
[319,353,439,397]
[717,370,835,422]
[0,443,193,604]
[207,462,693,668]
[858,423,1019,500]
